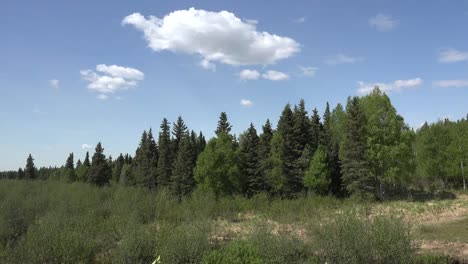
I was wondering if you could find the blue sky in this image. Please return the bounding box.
[1,0,468,170]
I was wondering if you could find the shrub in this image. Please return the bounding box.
[201,241,263,264]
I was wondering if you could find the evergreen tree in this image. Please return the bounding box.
[172,135,196,198]
[304,146,330,195]
[265,133,287,196]
[157,118,173,187]
[323,102,342,196]
[293,99,312,151]
[76,159,82,168]
[17,167,24,180]
[197,132,207,155]
[64,153,76,182]
[239,123,263,196]
[133,130,158,188]
[24,154,37,180]
[112,153,125,183]
[215,112,232,135]
[341,97,372,198]
[310,108,322,153]
[276,104,302,196]
[88,142,111,186]
[83,152,91,167]
[172,116,188,154]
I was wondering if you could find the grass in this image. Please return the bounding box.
[0,180,466,263]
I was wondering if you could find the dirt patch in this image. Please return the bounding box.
[418,240,468,260]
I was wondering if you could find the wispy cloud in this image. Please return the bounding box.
[240,99,254,107]
[239,69,260,80]
[325,54,364,65]
[293,16,306,23]
[262,70,290,81]
[433,79,468,88]
[357,78,423,94]
[97,94,108,100]
[81,64,144,99]
[298,66,318,77]
[49,79,59,89]
[438,48,468,63]
[369,14,399,32]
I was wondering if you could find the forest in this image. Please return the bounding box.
[2,87,467,199]
[1,87,467,263]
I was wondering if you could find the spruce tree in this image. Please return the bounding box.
[24,154,37,180]
[83,152,91,167]
[197,132,207,155]
[157,118,173,187]
[172,116,188,154]
[239,123,263,196]
[76,159,82,168]
[172,135,196,198]
[64,153,76,182]
[322,102,342,196]
[88,142,111,186]
[310,108,322,153]
[293,99,312,151]
[17,167,25,180]
[341,97,372,198]
[112,153,125,183]
[215,112,232,135]
[133,130,158,188]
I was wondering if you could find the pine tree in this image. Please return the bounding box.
[239,123,263,196]
[83,152,91,167]
[215,112,232,135]
[24,154,37,180]
[88,142,111,186]
[276,104,302,197]
[133,130,158,188]
[17,167,25,180]
[112,153,125,183]
[293,99,312,151]
[157,118,173,187]
[304,146,330,195]
[322,102,342,196]
[172,135,196,198]
[64,153,76,182]
[197,132,207,155]
[76,159,82,168]
[341,97,372,198]
[310,108,322,153]
[172,116,188,154]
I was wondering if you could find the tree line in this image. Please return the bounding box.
[1,87,466,200]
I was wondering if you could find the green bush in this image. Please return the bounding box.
[201,241,263,264]
[316,210,414,263]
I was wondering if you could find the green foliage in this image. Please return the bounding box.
[24,154,37,180]
[316,210,414,263]
[304,146,330,195]
[133,129,158,188]
[157,118,173,188]
[201,241,263,264]
[172,135,196,198]
[238,123,264,196]
[88,142,112,186]
[215,112,232,135]
[194,133,240,197]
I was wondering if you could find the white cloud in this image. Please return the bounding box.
[240,99,254,107]
[433,79,468,88]
[325,54,364,65]
[298,66,318,77]
[122,8,300,69]
[97,94,108,100]
[438,48,468,63]
[80,64,144,95]
[49,79,59,89]
[239,69,260,80]
[369,14,399,32]
[262,70,290,81]
[81,144,92,150]
[199,59,216,71]
[357,78,423,94]
[293,17,306,23]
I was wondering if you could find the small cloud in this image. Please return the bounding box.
[49,79,59,89]
[438,48,468,63]
[433,79,468,88]
[325,54,364,65]
[262,70,290,81]
[298,66,318,77]
[97,94,108,100]
[293,17,306,23]
[240,99,254,107]
[81,144,92,150]
[357,78,423,94]
[80,64,144,97]
[116,96,124,100]
[239,69,260,80]
[369,14,399,32]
